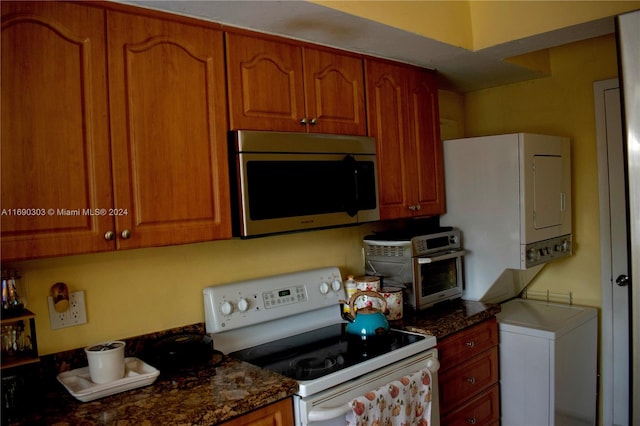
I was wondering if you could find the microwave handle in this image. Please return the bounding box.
[417,249,466,264]
[343,154,358,217]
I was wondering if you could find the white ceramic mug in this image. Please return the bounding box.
[85,341,125,383]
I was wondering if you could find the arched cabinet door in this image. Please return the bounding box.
[226,31,366,135]
[366,59,445,220]
[303,47,366,135]
[1,1,114,261]
[107,10,231,249]
[226,32,306,132]
[408,70,445,216]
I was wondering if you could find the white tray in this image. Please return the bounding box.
[57,357,160,402]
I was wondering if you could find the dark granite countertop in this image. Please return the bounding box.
[8,299,498,425]
[13,354,297,426]
[395,299,501,339]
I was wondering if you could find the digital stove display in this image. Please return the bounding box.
[229,324,425,381]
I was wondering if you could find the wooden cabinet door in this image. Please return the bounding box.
[442,384,500,426]
[220,398,294,426]
[366,60,444,220]
[438,318,498,372]
[1,1,114,261]
[439,347,499,413]
[107,11,231,249]
[226,32,306,132]
[303,47,366,135]
[366,60,415,220]
[407,69,445,215]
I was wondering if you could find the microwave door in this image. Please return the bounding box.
[417,250,466,264]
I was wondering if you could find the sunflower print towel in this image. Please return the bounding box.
[346,368,432,426]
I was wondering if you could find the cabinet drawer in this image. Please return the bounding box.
[439,347,499,413]
[438,318,497,370]
[442,383,500,426]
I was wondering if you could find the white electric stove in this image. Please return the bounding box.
[203,267,439,425]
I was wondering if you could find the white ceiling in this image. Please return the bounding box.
[116,0,617,92]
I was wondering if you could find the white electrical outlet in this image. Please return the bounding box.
[48,290,88,329]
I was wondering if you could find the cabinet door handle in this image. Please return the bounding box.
[104,231,115,241]
[466,417,477,424]
[299,118,307,125]
[466,340,475,347]
[309,118,317,125]
[120,229,132,239]
[466,377,476,384]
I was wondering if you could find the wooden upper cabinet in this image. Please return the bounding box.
[302,47,366,135]
[226,32,366,135]
[1,2,232,261]
[107,10,231,249]
[1,1,114,260]
[408,70,445,216]
[366,60,445,220]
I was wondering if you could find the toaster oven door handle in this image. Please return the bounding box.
[417,249,466,264]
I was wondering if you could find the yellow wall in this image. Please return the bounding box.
[468,1,639,50]
[311,0,473,49]
[311,0,639,51]
[15,225,374,355]
[463,34,620,306]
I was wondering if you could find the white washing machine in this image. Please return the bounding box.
[497,298,598,426]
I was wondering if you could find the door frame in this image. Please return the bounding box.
[595,77,629,425]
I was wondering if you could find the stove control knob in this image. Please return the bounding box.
[319,282,330,294]
[237,298,249,312]
[220,301,233,315]
[331,280,342,292]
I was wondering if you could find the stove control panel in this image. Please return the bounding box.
[203,267,344,333]
[262,286,307,308]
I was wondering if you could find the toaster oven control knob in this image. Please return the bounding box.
[331,280,342,292]
[237,298,249,312]
[220,301,233,315]
[319,282,330,294]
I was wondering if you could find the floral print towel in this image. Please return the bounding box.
[346,368,432,426]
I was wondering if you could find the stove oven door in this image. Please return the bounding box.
[294,349,440,426]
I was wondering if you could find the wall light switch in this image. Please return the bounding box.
[48,290,87,329]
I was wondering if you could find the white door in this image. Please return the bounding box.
[595,78,630,426]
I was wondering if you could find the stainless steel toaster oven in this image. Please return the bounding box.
[364,228,465,310]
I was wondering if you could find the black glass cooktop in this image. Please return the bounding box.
[229,324,424,381]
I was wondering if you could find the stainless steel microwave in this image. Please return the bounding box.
[229,130,380,238]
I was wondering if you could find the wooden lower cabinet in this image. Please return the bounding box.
[441,384,500,426]
[220,398,294,426]
[438,318,500,425]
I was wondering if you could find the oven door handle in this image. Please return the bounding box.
[307,404,353,422]
[417,249,466,264]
